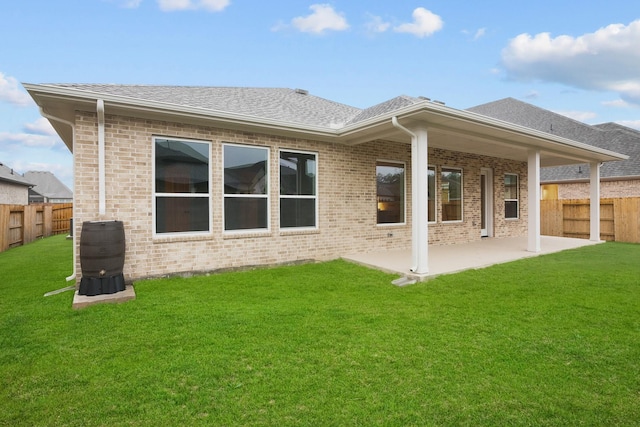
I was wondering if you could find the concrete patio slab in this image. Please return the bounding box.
[343,236,602,281]
[72,285,136,309]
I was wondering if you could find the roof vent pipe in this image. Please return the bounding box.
[294,88,309,95]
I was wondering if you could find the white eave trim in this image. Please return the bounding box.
[23,83,339,138]
[23,83,629,163]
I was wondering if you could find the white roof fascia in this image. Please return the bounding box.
[24,83,628,163]
[338,100,628,162]
[23,83,340,139]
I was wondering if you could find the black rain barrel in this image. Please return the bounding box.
[79,221,126,296]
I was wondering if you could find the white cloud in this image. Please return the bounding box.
[617,120,640,130]
[365,14,390,34]
[501,19,640,105]
[23,118,57,136]
[104,0,142,8]
[474,28,486,40]
[291,4,349,34]
[394,7,443,38]
[0,131,59,148]
[602,99,633,108]
[121,0,143,7]
[553,110,598,123]
[157,0,229,12]
[524,90,539,99]
[0,72,33,107]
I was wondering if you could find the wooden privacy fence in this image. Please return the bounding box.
[0,203,72,252]
[541,198,640,243]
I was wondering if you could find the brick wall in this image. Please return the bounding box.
[558,180,640,199]
[73,111,528,282]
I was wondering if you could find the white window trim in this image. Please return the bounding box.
[222,143,271,234]
[279,149,319,231]
[505,172,520,220]
[428,165,437,224]
[376,159,407,226]
[152,136,212,238]
[441,166,464,223]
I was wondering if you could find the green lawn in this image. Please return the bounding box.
[1,235,639,426]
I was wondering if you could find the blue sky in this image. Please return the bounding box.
[1,0,639,190]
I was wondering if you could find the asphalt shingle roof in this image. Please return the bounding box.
[47,84,363,129]
[0,162,32,187]
[467,97,640,181]
[23,171,73,199]
[346,95,422,125]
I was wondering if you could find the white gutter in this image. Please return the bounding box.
[97,99,106,216]
[39,107,77,283]
[23,83,628,163]
[392,117,419,272]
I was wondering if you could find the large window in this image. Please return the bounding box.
[280,150,317,229]
[376,161,405,224]
[505,173,519,219]
[428,166,436,223]
[224,144,269,231]
[154,137,210,234]
[441,167,463,222]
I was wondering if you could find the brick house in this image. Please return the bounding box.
[0,162,32,205]
[469,98,640,200]
[24,84,626,282]
[24,171,73,204]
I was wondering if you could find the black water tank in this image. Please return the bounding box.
[79,221,126,296]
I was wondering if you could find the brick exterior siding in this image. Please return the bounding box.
[73,111,529,282]
[557,180,640,199]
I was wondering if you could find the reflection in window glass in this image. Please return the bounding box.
[280,151,317,228]
[441,168,462,221]
[154,138,210,234]
[428,166,436,222]
[376,162,405,224]
[224,145,269,231]
[505,173,519,219]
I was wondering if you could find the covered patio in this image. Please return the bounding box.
[343,235,602,281]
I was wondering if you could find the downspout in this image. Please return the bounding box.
[392,117,419,272]
[97,99,106,216]
[39,107,77,282]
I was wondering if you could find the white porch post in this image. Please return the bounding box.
[527,150,541,252]
[412,127,429,274]
[590,162,601,241]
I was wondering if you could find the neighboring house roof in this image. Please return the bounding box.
[467,97,640,182]
[0,162,32,187]
[23,171,73,199]
[24,84,627,168]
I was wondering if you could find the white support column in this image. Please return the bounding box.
[589,162,601,241]
[527,150,541,252]
[412,127,429,274]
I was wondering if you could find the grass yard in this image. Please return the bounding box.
[1,235,639,426]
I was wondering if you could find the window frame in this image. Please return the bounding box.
[152,136,212,237]
[441,166,464,223]
[376,160,406,226]
[504,173,519,220]
[428,165,436,223]
[222,143,270,234]
[279,149,319,230]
